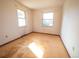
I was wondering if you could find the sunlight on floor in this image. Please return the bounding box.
[28,42,44,58]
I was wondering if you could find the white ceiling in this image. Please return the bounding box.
[17,0,64,9]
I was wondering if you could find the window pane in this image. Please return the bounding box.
[42,12,54,27]
[43,13,54,19]
[17,9,26,27]
[17,9,25,18]
[43,20,53,26]
[18,18,26,27]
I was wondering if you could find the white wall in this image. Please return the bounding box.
[32,7,62,35]
[0,2,1,40]
[0,0,3,41]
[0,1,1,39]
[61,0,79,57]
[0,0,32,45]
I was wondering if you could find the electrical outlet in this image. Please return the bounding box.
[5,35,8,38]
[72,47,75,53]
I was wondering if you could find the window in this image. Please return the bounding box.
[42,12,54,27]
[17,9,26,27]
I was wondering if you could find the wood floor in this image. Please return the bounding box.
[0,33,69,58]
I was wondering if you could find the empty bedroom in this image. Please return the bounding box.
[0,0,79,58]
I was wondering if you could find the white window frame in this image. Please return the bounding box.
[17,9,26,27]
[42,12,54,27]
